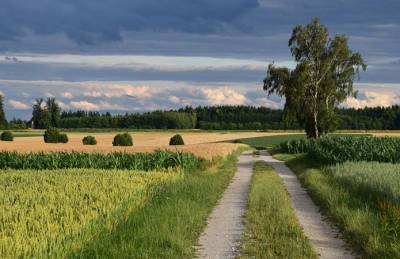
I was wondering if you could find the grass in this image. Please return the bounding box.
[237,134,306,149]
[70,149,243,258]
[0,169,176,258]
[239,161,317,258]
[274,153,400,258]
[0,131,44,137]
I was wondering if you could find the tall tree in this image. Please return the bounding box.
[32,98,51,129]
[263,18,367,138]
[0,95,7,128]
[46,98,61,127]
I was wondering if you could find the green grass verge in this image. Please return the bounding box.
[238,134,305,149]
[274,153,400,258]
[70,149,245,258]
[239,161,317,259]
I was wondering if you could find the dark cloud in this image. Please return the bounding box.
[0,0,259,44]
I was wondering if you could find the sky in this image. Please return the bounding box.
[0,0,399,119]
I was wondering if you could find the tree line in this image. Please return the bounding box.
[1,95,400,130]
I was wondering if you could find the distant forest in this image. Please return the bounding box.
[24,105,400,130]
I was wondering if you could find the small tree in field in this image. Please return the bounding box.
[263,18,367,138]
[0,95,7,129]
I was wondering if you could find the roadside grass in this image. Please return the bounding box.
[239,161,317,259]
[237,134,305,149]
[71,149,245,258]
[274,153,400,258]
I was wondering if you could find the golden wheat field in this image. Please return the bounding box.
[0,131,292,159]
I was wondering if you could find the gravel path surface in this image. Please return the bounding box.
[196,151,253,258]
[259,150,354,259]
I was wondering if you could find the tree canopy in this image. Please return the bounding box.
[263,18,367,138]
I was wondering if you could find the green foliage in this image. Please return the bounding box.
[240,162,317,258]
[264,18,366,138]
[32,98,61,129]
[46,98,61,127]
[0,131,13,141]
[0,168,175,258]
[113,133,133,146]
[60,110,196,129]
[58,133,69,143]
[279,136,400,164]
[44,128,68,143]
[0,95,6,129]
[169,134,184,145]
[0,150,201,171]
[82,136,97,145]
[280,154,400,258]
[278,138,315,153]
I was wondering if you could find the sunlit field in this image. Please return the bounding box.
[0,131,293,159]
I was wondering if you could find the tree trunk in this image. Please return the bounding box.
[313,110,319,138]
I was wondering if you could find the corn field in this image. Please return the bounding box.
[0,150,201,171]
[278,136,400,164]
[0,169,177,258]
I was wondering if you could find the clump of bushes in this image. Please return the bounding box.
[82,136,97,145]
[169,134,184,145]
[113,133,133,146]
[1,131,13,141]
[44,128,69,143]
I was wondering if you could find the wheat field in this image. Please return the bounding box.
[0,131,292,159]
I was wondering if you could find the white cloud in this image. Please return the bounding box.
[45,92,54,98]
[0,90,4,96]
[70,101,99,110]
[8,100,30,110]
[83,84,155,98]
[69,100,126,111]
[343,91,400,108]
[169,95,180,104]
[252,97,282,109]
[200,86,247,105]
[61,92,74,99]
[56,100,70,110]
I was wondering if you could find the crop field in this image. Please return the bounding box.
[0,130,251,258]
[0,168,177,258]
[0,131,290,159]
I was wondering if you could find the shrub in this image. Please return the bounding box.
[0,131,13,141]
[58,134,69,143]
[82,136,97,145]
[113,133,133,146]
[169,134,184,145]
[44,128,68,143]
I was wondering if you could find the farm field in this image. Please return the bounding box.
[0,131,293,159]
[0,168,177,258]
[0,129,250,258]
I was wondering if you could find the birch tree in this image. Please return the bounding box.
[263,18,367,138]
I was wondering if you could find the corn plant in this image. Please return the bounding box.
[0,150,201,171]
